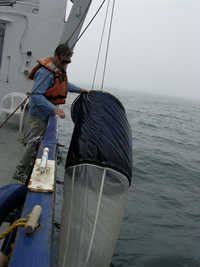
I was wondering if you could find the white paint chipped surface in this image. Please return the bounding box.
[28,158,55,193]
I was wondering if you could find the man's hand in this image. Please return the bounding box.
[80,88,89,93]
[54,107,65,118]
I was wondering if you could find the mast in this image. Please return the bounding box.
[59,0,92,48]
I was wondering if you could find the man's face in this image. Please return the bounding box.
[54,53,71,70]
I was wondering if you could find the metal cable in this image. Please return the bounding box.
[101,0,115,91]
[91,0,110,90]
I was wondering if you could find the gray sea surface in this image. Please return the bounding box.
[53,90,200,267]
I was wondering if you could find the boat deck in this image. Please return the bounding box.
[0,121,26,188]
[0,115,29,248]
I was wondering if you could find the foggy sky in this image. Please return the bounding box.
[67,0,200,100]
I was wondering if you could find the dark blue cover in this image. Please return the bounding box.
[66,91,132,184]
[0,184,27,225]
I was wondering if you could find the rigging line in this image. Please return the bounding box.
[65,0,92,46]
[91,0,111,91]
[70,0,106,51]
[0,1,106,129]
[101,0,115,91]
[59,1,106,62]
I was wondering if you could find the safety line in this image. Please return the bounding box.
[91,0,111,90]
[101,0,115,90]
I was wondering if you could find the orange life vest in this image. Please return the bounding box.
[28,56,68,104]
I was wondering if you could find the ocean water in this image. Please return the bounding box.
[54,90,200,267]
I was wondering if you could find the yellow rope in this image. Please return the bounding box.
[0,214,39,240]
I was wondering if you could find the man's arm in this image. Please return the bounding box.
[68,82,88,93]
[31,68,56,114]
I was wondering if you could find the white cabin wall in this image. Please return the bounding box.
[0,0,92,99]
[0,15,30,93]
[38,0,67,20]
[18,12,65,76]
[14,1,38,14]
[0,0,67,98]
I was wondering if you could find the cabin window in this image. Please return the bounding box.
[0,23,6,70]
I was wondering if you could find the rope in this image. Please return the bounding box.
[0,1,106,130]
[70,1,106,51]
[101,0,115,90]
[65,0,93,47]
[0,214,39,240]
[91,0,110,90]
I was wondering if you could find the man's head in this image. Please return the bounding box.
[54,43,73,69]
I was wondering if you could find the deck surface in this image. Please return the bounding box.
[0,120,26,188]
[0,115,29,247]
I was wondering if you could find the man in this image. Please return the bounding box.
[13,43,88,182]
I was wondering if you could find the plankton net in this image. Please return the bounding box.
[58,91,132,267]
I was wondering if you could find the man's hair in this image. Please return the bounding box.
[55,43,73,58]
